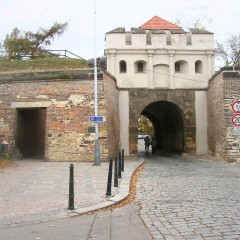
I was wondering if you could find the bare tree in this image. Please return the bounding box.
[216,33,240,68]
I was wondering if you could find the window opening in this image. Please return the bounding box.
[120,60,127,73]
[166,30,171,45]
[175,62,180,72]
[146,31,152,45]
[186,32,192,45]
[195,60,203,73]
[175,60,188,73]
[125,33,132,45]
[137,62,144,72]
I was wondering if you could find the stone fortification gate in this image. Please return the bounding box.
[128,89,196,154]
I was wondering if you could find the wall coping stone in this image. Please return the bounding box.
[0,70,104,83]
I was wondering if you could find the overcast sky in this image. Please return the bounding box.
[0,0,239,68]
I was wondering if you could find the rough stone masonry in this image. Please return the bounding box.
[0,70,120,161]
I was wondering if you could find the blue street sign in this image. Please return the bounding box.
[89,116,104,123]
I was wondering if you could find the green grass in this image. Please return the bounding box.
[0,58,88,72]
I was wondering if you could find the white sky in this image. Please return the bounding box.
[0,0,239,68]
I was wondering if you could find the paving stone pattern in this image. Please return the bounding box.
[0,160,109,229]
[136,155,240,240]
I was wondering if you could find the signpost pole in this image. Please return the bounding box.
[93,0,100,166]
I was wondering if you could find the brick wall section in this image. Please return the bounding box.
[207,68,240,162]
[128,89,196,154]
[0,70,119,162]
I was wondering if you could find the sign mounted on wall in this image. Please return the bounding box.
[234,127,240,136]
[232,100,240,113]
[232,114,240,126]
[89,116,104,123]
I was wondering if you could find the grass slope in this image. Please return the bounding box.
[0,58,88,72]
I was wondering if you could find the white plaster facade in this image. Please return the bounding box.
[105,18,215,155]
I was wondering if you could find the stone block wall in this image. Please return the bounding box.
[207,68,240,162]
[0,70,119,162]
[102,72,120,158]
[207,71,226,159]
[128,89,196,154]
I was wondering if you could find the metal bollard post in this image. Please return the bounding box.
[119,151,122,172]
[114,156,118,187]
[118,152,122,178]
[68,164,75,210]
[122,149,124,172]
[106,158,113,196]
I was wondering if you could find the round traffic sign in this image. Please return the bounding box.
[232,100,240,113]
[232,113,240,126]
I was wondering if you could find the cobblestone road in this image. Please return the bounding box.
[136,154,240,240]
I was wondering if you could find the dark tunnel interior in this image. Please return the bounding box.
[141,101,184,153]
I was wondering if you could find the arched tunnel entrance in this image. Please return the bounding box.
[139,101,184,154]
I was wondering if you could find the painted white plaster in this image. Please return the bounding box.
[105,30,215,90]
[195,91,208,154]
[119,91,129,155]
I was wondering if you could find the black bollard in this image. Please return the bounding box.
[106,158,113,196]
[68,164,75,210]
[118,152,122,178]
[114,156,118,187]
[119,151,122,171]
[122,149,124,172]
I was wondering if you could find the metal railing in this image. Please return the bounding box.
[0,50,86,61]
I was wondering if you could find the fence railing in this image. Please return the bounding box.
[0,50,86,61]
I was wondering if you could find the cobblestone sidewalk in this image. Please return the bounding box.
[0,159,142,229]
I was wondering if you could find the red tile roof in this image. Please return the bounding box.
[140,16,182,30]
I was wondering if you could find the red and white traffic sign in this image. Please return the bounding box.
[232,100,240,113]
[232,114,240,126]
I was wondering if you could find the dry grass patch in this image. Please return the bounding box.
[0,154,15,169]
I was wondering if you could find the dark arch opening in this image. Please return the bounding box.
[119,60,127,73]
[140,101,184,154]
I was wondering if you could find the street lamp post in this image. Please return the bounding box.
[93,0,100,166]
